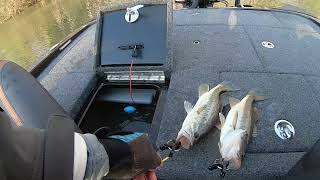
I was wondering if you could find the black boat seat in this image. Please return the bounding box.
[0,60,68,129]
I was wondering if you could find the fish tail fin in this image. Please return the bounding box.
[248,89,266,101]
[220,81,240,92]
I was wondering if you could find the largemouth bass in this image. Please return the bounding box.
[176,82,237,149]
[218,90,264,170]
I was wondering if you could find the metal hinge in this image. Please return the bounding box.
[105,71,165,84]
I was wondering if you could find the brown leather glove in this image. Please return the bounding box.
[99,132,161,179]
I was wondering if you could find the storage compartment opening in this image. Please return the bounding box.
[79,84,161,134]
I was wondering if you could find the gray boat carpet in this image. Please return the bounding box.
[156,9,320,178]
[37,7,320,178]
[39,25,97,119]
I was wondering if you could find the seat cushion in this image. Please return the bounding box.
[0,60,68,129]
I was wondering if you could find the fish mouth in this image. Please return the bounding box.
[230,159,241,170]
[213,156,241,171]
[219,158,230,170]
[177,129,193,149]
[221,157,241,170]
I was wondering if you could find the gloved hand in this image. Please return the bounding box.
[99,131,161,179]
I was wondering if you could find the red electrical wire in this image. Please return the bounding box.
[129,59,135,105]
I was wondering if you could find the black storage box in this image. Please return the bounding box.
[95,1,173,82]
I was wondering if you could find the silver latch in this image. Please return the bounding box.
[261,41,275,49]
[274,120,295,140]
[125,5,144,23]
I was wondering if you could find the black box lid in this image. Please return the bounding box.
[97,5,167,66]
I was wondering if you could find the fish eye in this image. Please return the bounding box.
[194,132,199,139]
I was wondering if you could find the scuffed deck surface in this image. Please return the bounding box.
[156,9,320,179]
[37,8,320,179]
[38,25,97,119]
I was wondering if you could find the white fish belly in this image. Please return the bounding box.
[179,94,219,144]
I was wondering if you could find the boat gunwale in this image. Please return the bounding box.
[29,19,96,77]
[29,6,320,78]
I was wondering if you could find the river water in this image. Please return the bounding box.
[0,0,319,69]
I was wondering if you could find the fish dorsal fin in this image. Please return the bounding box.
[252,125,258,138]
[184,101,194,114]
[229,97,240,107]
[216,113,226,129]
[248,89,266,101]
[198,84,209,97]
[251,107,260,139]
[252,107,261,123]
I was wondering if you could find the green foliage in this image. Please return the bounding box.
[0,0,43,23]
[0,0,319,69]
